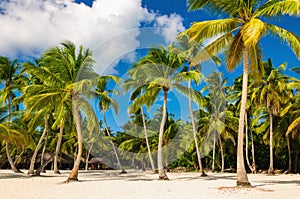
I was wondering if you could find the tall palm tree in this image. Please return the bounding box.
[123,78,156,172]
[199,72,237,173]
[282,67,300,140]
[95,75,127,173]
[0,56,24,173]
[21,59,66,175]
[23,41,97,181]
[252,59,292,175]
[129,45,202,180]
[229,74,257,173]
[183,0,300,186]
[175,34,209,176]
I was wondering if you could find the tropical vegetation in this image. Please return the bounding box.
[0,0,299,188]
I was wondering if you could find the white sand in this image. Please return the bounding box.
[0,170,299,199]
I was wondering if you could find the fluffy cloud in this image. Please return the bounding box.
[0,0,185,74]
[155,13,185,44]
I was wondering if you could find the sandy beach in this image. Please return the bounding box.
[0,170,299,199]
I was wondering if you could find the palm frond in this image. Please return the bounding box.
[192,32,233,66]
[255,0,300,17]
[173,84,204,106]
[173,71,203,84]
[265,23,300,59]
[286,116,300,136]
[225,32,244,71]
[180,18,241,43]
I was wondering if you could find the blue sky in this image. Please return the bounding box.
[141,0,300,75]
[0,0,299,132]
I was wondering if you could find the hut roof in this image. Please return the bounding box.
[88,158,103,164]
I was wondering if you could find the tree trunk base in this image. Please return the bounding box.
[54,170,61,174]
[13,169,23,174]
[159,175,169,180]
[200,172,208,177]
[120,169,127,174]
[237,181,251,187]
[268,167,275,175]
[28,170,34,175]
[158,173,169,180]
[153,170,158,174]
[283,169,290,174]
[64,178,78,183]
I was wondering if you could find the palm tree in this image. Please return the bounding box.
[183,0,300,186]
[129,45,202,180]
[0,56,24,173]
[175,34,209,176]
[95,75,127,173]
[252,59,292,175]
[123,78,156,172]
[24,41,97,181]
[282,67,300,140]
[229,74,257,173]
[27,114,50,174]
[118,120,150,171]
[21,59,66,175]
[199,72,237,173]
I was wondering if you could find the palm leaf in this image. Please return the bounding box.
[225,32,244,71]
[255,0,300,17]
[180,18,241,43]
[265,23,300,58]
[286,116,300,136]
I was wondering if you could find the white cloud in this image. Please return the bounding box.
[155,13,185,44]
[0,0,185,74]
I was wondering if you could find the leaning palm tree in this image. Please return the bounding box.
[129,45,202,180]
[21,59,69,175]
[95,75,127,173]
[183,0,300,186]
[27,41,97,181]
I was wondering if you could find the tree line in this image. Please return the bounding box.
[0,0,300,186]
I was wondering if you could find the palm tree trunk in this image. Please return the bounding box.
[250,118,256,174]
[131,155,135,168]
[67,102,83,182]
[286,134,292,173]
[294,151,299,173]
[6,142,22,173]
[85,143,93,171]
[28,115,49,175]
[6,97,22,173]
[40,129,49,173]
[73,146,77,165]
[218,135,224,173]
[188,80,206,176]
[245,112,253,172]
[237,47,251,186]
[158,91,169,180]
[54,121,64,174]
[141,107,156,172]
[104,113,126,174]
[268,111,275,175]
[212,132,216,173]
[14,148,25,165]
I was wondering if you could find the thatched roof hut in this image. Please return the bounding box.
[88,158,103,164]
